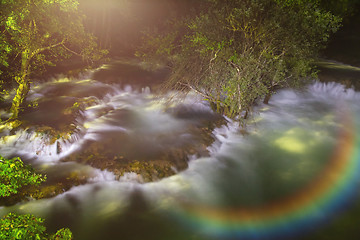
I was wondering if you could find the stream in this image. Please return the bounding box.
[1,61,360,240]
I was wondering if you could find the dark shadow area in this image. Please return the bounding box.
[91,60,171,90]
[322,10,360,67]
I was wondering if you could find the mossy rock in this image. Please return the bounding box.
[63,97,98,116]
[60,115,222,182]
[61,139,197,182]
[63,149,177,182]
[114,160,176,182]
[34,125,75,145]
[0,120,24,134]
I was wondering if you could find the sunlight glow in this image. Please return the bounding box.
[274,136,306,153]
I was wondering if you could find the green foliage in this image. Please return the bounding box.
[0,0,107,119]
[138,0,341,118]
[317,0,360,17]
[276,0,359,17]
[0,155,46,197]
[0,213,46,240]
[0,213,72,240]
[51,228,73,240]
[0,155,73,239]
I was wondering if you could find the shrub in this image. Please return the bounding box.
[0,155,72,239]
[0,155,46,197]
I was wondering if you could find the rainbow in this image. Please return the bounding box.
[173,110,360,239]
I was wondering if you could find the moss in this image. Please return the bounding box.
[119,160,176,182]
[0,120,24,134]
[59,115,222,182]
[63,97,97,116]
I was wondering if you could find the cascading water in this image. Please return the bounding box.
[1,63,360,240]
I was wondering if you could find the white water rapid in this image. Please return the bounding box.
[1,66,360,240]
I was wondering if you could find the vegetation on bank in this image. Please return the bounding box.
[0,156,45,197]
[136,0,353,118]
[0,0,107,121]
[0,0,358,122]
[0,213,72,240]
[0,155,73,239]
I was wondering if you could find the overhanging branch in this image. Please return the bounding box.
[177,81,216,102]
[31,40,66,58]
[61,44,82,57]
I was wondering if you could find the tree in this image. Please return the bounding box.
[137,0,341,118]
[0,0,107,120]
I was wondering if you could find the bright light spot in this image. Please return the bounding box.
[317,61,360,72]
[100,202,121,217]
[275,136,306,153]
[1,135,18,144]
[77,79,94,84]
[56,78,71,83]
[274,128,308,154]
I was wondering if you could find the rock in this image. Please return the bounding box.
[63,97,98,116]
[60,117,221,182]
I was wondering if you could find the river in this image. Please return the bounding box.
[1,60,360,240]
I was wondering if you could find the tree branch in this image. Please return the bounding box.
[177,81,216,102]
[61,44,82,57]
[31,40,66,58]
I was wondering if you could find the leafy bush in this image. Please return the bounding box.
[0,155,72,239]
[0,213,46,240]
[51,228,73,240]
[0,155,46,197]
[0,213,72,240]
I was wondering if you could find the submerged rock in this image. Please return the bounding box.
[63,96,98,116]
[62,142,186,182]
[61,118,221,182]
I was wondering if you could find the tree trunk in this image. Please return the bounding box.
[263,92,271,104]
[9,51,31,120]
[9,79,30,120]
